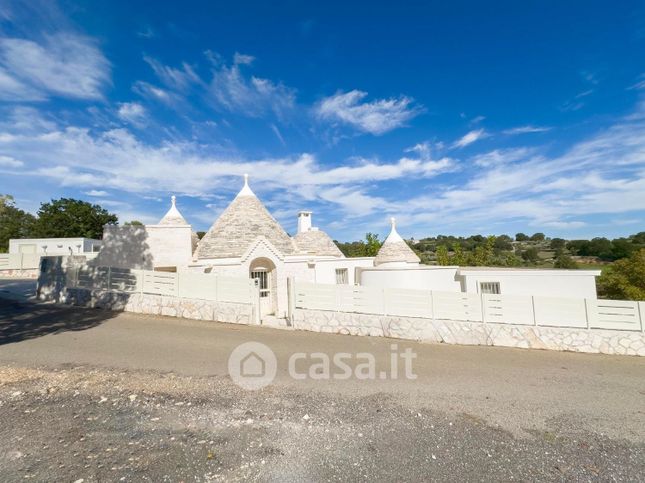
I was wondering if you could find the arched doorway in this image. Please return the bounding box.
[250,258,276,316]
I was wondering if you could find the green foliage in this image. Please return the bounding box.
[550,237,566,250]
[124,220,143,226]
[0,195,36,252]
[515,232,529,241]
[521,247,539,263]
[34,198,118,240]
[597,249,645,301]
[196,231,206,239]
[530,232,545,241]
[435,245,449,266]
[553,253,578,269]
[364,232,382,257]
[336,233,383,257]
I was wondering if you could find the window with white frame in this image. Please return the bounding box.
[335,268,349,284]
[479,281,501,294]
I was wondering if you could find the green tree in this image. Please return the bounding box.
[597,249,645,300]
[515,232,529,242]
[553,253,578,269]
[34,198,118,240]
[550,238,566,250]
[364,232,382,257]
[452,243,467,265]
[124,220,143,226]
[530,232,545,242]
[521,247,539,263]
[435,245,449,266]
[0,195,37,252]
[197,231,206,239]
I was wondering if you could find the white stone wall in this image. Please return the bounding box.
[0,268,39,279]
[291,308,645,356]
[64,288,255,325]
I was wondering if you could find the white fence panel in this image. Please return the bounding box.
[586,299,642,331]
[0,254,8,268]
[384,288,432,318]
[216,275,254,304]
[177,271,218,301]
[483,294,534,325]
[108,268,139,292]
[343,285,384,314]
[432,291,483,322]
[295,282,337,311]
[534,296,588,328]
[142,271,177,296]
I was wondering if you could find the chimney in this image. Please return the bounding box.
[297,211,312,234]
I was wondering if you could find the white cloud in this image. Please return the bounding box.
[453,129,488,148]
[208,55,296,118]
[143,56,201,91]
[233,52,255,65]
[471,148,534,167]
[83,189,109,197]
[0,155,23,167]
[503,125,552,135]
[315,90,422,135]
[0,33,110,100]
[133,81,176,105]
[117,102,147,126]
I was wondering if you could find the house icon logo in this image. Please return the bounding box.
[228,342,277,390]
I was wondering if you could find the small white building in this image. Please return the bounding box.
[9,237,101,255]
[358,218,601,299]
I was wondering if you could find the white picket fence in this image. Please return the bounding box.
[293,281,645,332]
[67,266,256,305]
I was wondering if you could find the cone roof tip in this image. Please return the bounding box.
[159,194,189,225]
[237,173,256,197]
[384,216,404,243]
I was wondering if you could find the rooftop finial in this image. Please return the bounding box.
[390,217,396,229]
[171,195,176,206]
[237,173,255,197]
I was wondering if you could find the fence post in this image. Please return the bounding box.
[584,299,593,330]
[287,277,295,322]
[480,292,486,324]
[429,290,435,320]
[107,266,112,291]
[531,296,537,326]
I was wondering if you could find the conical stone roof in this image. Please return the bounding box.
[294,229,344,257]
[159,196,189,225]
[196,175,295,259]
[374,218,420,266]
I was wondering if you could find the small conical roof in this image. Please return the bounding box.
[159,195,189,225]
[374,217,420,266]
[196,175,295,259]
[294,229,344,257]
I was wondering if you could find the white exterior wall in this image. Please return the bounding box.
[358,266,462,292]
[458,270,600,299]
[9,238,101,255]
[145,225,194,268]
[93,225,193,270]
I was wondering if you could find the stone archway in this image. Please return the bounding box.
[249,257,277,316]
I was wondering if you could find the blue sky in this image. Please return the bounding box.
[0,0,644,241]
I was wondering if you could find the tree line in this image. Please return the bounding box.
[0,195,118,252]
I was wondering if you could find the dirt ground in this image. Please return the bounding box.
[0,365,643,482]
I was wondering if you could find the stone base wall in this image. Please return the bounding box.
[291,309,645,356]
[0,269,39,279]
[62,287,255,325]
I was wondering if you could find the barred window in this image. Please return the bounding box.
[335,268,349,285]
[479,282,501,294]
